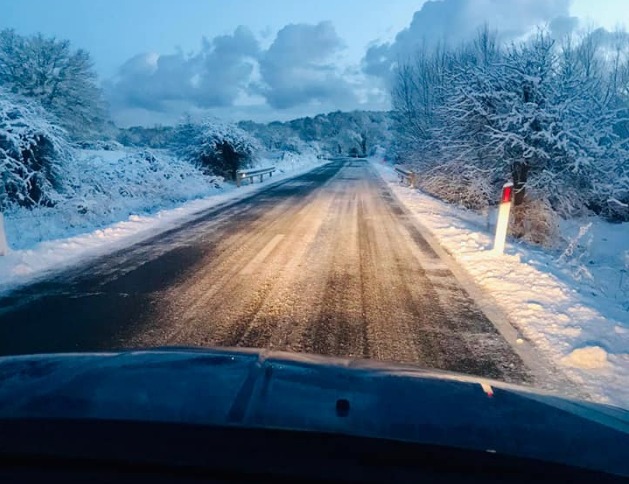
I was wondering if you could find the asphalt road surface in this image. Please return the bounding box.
[0,159,530,384]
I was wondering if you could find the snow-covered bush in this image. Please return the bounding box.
[266,135,317,155]
[182,119,261,180]
[117,125,177,149]
[510,197,560,248]
[417,163,494,210]
[74,149,220,213]
[75,139,124,151]
[5,148,221,249]
[0,89,73,209]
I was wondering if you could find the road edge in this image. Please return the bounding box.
[369,160,587,399]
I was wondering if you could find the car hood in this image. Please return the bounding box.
[0,347,627,475]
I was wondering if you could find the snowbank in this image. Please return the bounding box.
[0,151,326,293]
[5,149,221,250]
[371,158,629,409]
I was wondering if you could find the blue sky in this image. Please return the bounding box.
[2,0,628,126]
[1,0,420,77]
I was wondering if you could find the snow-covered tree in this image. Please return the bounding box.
[487,31,629,219]
[390,30,500,208]
[182,119,261,180]
[391,42,451,163]
[0,29,106,139]
[0,88,73,209]
[391,25,629,231]
[238,120,303,152]
[239,111,391,158]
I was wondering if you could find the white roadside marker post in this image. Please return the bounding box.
[492,182,514,255]
[0,212,8,256]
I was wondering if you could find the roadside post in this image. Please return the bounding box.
[492,182,513,255]
[410,172,417,189]
[0,212,8,256]
[394,165,416,187]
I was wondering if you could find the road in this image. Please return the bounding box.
[0,159,530,383]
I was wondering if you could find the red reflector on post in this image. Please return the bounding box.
[501,184,513,203]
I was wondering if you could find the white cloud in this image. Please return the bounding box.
[257,21,358,109]
[362,0,572,79]
[107,22,376,124]
[106,26,260,115]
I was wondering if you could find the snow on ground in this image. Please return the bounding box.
[371,157,629,409]
[6,149,217,250]
[0,149,325,293]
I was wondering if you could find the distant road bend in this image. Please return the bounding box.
[0,158,531,384]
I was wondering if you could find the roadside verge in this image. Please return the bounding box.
[370,158,628,409]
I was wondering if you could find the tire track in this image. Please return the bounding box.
[0,159,533,388]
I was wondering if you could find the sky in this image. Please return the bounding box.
[2,0,628,127]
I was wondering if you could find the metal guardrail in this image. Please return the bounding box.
[394,165,417,188]
[236,166,276,187]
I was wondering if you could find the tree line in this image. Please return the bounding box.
[391,26,629,237]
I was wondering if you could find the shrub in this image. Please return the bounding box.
[416,162,494,211]
[510,197,560,248]
[0,89,72,209]
[181,119,261,180]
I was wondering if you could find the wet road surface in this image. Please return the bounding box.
[0,159,530,383]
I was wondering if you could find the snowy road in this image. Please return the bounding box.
[0,159,530,383]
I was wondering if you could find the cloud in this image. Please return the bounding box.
[362,43,392,79]
[549,15,580,38]
[106,22,365,123]
[258,21,357,109]
[109,52,192,111]
[106,26,260,114]
[195,26,260,107]
[363,0,572,79]
[585,26,629,48]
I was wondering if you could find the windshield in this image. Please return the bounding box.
[0,0,627,420]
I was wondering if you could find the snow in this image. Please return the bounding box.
[5,148,221,249]
[0,150,325,293]
[371,157,629,409]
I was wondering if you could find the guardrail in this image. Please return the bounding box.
[394,165,417,188]
[236,166,276,187]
